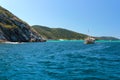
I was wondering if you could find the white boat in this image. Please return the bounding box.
[84,29,95,44]
[84,37,95,44]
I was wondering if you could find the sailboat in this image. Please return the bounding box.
[84,36,95,44]
[84,29,95,44]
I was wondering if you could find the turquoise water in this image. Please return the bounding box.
[0,41,120,80]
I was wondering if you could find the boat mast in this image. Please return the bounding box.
[88,29,91,38]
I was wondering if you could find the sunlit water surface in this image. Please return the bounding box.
[0,41,120,80]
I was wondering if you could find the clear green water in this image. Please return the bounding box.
[0,41,120,80]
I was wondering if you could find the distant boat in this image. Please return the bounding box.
[84,37,95,44]
[84,29,95,44]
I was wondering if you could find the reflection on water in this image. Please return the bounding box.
[0,42,120,80]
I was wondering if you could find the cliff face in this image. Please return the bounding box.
[0,6,43,42]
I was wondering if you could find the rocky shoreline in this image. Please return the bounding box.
[0,6,46,42]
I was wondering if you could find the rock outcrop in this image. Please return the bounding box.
[0,6,44,42]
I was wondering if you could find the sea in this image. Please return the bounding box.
[0,40,120,80]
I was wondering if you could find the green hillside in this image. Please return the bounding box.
[96,36,120,40]
[32,25,88,40]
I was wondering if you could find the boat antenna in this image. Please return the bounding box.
[88,29,92,38]
[88,29,90,37]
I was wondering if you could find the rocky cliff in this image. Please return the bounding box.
[0,6,44,42]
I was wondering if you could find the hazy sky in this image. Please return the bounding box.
[0,0,120,38]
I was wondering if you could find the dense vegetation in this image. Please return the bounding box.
[32,25,88,40]
[96,36,120,40]
[32,25,119,40]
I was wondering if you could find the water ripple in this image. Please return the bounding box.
[0,42,120,80]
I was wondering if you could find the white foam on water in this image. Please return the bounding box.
[3,42,22,44]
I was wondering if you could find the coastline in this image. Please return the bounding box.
[47,40,120,42]
[0,40,120,44]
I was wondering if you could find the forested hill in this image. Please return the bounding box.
[32,25,120,40]
[96,36,120,40]
[32,25,88,40]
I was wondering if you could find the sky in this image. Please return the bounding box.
[0,0,120,38]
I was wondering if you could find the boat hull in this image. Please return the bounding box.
[84,37,95,44]
[84,40,95,44]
